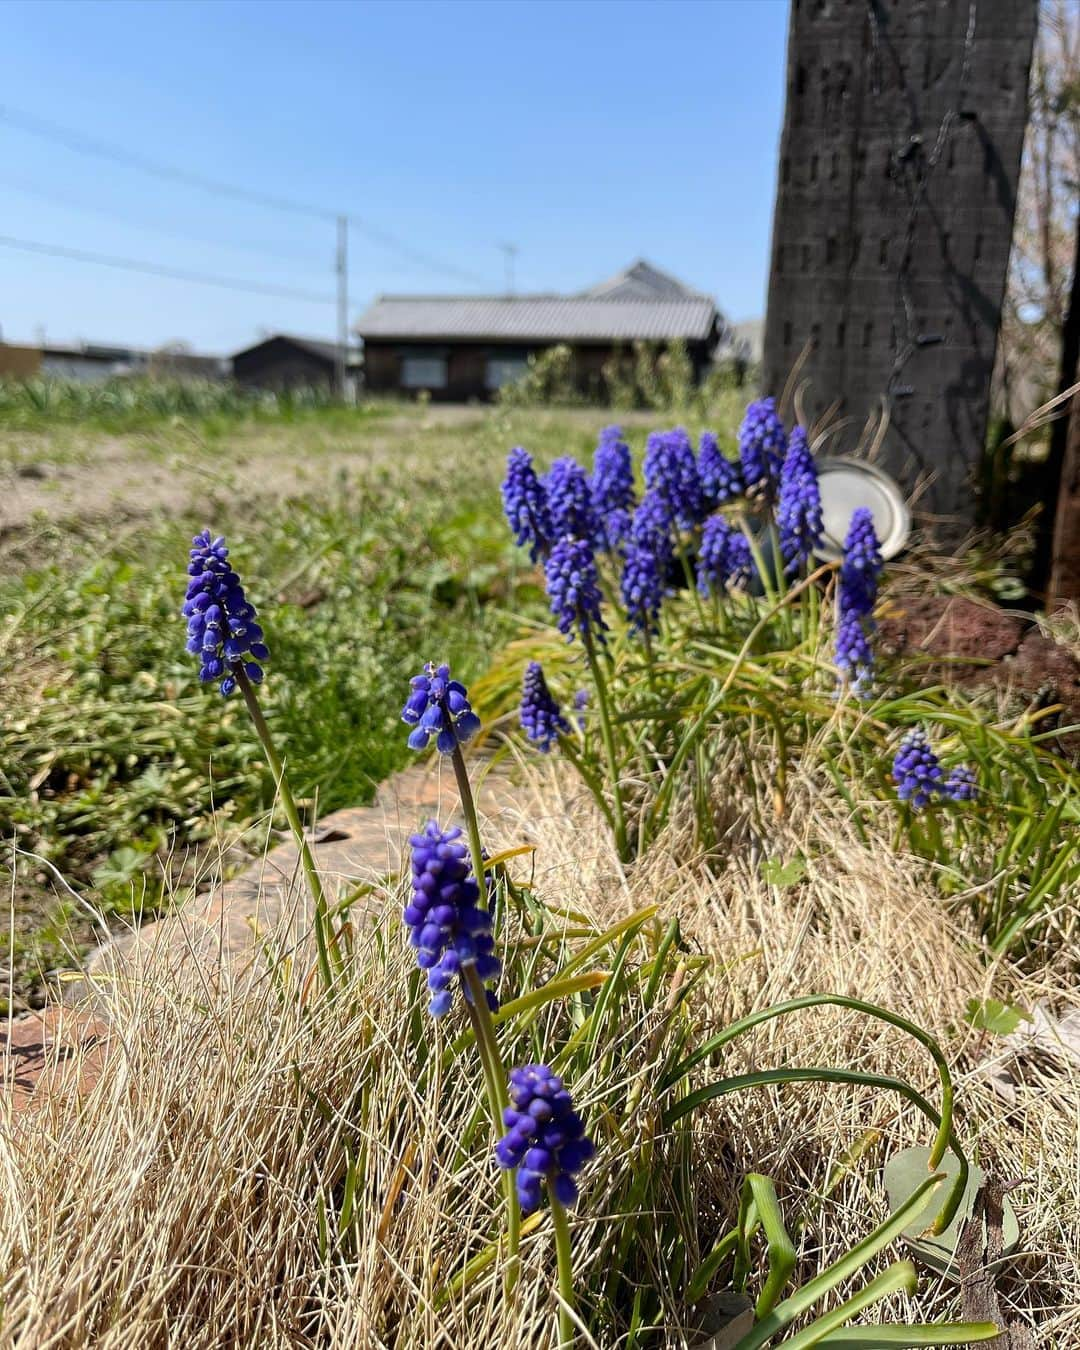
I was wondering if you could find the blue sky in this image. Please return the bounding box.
[0,0,788,353]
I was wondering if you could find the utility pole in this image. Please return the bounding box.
[499,242,518,296]
[336,214,348,399]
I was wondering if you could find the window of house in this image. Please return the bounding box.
[485,355,530,391]
[401,354,448,389]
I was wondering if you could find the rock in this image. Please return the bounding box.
[15,462,49,480]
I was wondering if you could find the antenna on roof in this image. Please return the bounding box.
[498,242,519,296]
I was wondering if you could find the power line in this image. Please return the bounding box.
[0,235,335,303]
[0,104,337,222]
[0,102,494,286]
[1,174,331,269]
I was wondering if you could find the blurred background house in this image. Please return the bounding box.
[356,260,725,401]
[232,333,361,393]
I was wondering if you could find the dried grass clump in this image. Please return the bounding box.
[1,761,1077,1348]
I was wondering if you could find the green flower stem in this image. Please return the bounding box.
[235,665,336,991]
[549,1191,577,1347]
[676,540,706,626]
[449,741,521,1290]
[449,741,487,890]
[462,963,522,1293]
[582,630,629,861]
[737,511,778,609]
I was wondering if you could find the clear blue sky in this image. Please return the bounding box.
[0,0,789,354]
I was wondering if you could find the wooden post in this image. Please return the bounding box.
[762,0,1038,528]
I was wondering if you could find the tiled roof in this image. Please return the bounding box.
[355,295,718,343]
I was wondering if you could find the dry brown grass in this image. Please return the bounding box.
[1,760,1077,1348]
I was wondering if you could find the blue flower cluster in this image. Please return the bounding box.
[520,661,570,751]
[738,397,787,493]
[698,431,742,506]
[643,428,704,530]
[546,457,599,543]
[401,662,482,752]
[495,1064,595,1211]
[502,447,553,561]
[892,729,976,811]
[835,509,884,693]
[592,427,635,551]
[697,514,754,595]
[545,536,607,643]
[405,821,500,1016]
[838,507,884,619]
[776,427,823,572]
[182,529,269,697]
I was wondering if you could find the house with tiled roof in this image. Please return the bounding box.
[355,260,724,401]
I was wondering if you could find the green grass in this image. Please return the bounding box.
[0,395,746,1009]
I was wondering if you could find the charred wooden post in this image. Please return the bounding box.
[762,0,1038,526]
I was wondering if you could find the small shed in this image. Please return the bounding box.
[232,335,358,393]
[355,261,723,401]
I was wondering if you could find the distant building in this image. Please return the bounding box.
[355,260,724,401]
[231,334,360,393]
[1,340,226,384]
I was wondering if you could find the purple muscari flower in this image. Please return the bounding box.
[546,457,599,543]
[943,764,977,802]
[621,540,666,635]
[182,529,269,697]
[698,431,743,506]
[776,427,824,572]
[545,535,607,643]
[573,688,588,730]
[643,428,705,530]
[834,606,876,693]
[401,662,482,753]
[592,427,635,517]
[696,515,755,595]
[406,821,499,1017]
[520,661,570,752]
[503,447,553,561]
[738,397,787,493]
[598,505,633,555]
[892,729,945,811]
[495,1064,595,1211]
[835,508,884,694]
[839,507,884,619]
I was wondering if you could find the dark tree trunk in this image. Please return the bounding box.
[762,0,1037,530]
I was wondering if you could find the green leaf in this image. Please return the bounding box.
[964,997,1031,1036]
[761,856,806,888]
[811,1326,999,1346]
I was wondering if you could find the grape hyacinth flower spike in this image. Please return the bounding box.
[738,396,787,493]
[776,426,824,572]
[698,430,743,506]
[591,426,635,551]
[545,457,599,543]
[893,729,977,810]
[503,447,554,561]
[181,529,336,990]
[405,821,500,1017]
[697,514,755,596]
[497,1065,594,1344]
[401,662,482,753]
[835,508,884,694]
[839,506,884,618]
[643,427,705,530]
[545,535,607,644]
[182,529,269,696]
[496,1065,594,1210]
[520,661,570,752]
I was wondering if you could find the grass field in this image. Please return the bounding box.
[1,386,1077,1347]
[0,396,743,1010]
